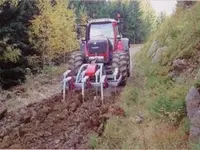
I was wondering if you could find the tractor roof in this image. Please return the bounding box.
[88,18,117,24]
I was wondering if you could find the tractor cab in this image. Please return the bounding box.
[79,18,124,63]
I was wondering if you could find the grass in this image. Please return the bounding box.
[87,4,200,149]
[41,64,68,77]
[88,48,191,149]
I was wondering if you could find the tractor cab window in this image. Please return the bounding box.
[90,23,114,39]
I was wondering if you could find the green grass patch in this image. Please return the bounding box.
[90,4,200,148]
[149,95,186,124]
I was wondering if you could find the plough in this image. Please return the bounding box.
[62,62,122,103]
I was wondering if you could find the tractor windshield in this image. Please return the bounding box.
[90,23,114,38]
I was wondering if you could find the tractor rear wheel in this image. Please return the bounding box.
[112,52,128,86]
[126,51,130,77]
[68,51,85,75]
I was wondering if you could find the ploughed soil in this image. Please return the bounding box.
[0,90,124,149]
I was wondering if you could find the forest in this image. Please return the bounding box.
[0,0,161,89]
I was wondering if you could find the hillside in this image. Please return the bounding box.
[91,2,200,149]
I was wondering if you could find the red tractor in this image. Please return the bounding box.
[62,17,130,102]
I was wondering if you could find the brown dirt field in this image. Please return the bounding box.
[0,90,123,149]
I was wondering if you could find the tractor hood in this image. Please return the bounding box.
[87,37,108,55]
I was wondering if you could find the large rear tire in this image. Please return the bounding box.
[112,52,128,86]
[126,51,130,77]
[68,51,84,75]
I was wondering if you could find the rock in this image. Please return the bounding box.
[172,59,187,72]
[132,116,144,124]
[25,68,31,75]
[152,46,168,63]
[190,110,200,141]
[0,108,7,120]
[147,41,159,58]
[186,87,200,120]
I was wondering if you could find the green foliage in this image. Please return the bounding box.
[139,0,158,35]
[149,95,186,124]
[70,0,156,43]
[194,80,200,88]
[122,87,139,106]
[179,117,190,135]
[142,3,200,65]
[30,0,78,61]
[88,133,100,149]
[0,0,38,89]
[192,141,200,150]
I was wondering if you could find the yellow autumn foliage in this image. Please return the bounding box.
[29,0,78,60]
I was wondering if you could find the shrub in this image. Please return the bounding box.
[29,0,78,63]
[122,87,139,106]
[149,95,186,124]
[194,80,200,88]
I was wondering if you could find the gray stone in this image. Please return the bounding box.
[147,41,159,58]
[168,71,176,79]
[190,110,200,141]
[132,115,144,124]
[135,116,143,124]
[152,46,168,63]
[172,59,187,72]
[186,87,200,120]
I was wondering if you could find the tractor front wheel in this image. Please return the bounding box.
[68,51,85,75]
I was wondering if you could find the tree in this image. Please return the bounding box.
[0,0,38,89]
[139,0,157,35]
[30,0,78,65]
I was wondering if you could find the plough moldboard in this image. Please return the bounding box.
[62,63,122,103]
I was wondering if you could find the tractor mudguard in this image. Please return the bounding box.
[121,38,130,52]
[80,41,86,52]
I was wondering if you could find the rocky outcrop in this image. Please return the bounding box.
[147,41,168,64]
[190,110,200,141]
[168,59,189,79]
[186,86,200,141]
[186,87,200,119]
[152,46,168,63]
[172,59,188,73]
[147,41,159,58]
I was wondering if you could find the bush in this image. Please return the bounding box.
[149,95,186,124]
[122,87,139,106]
[0,67,25,89]
[194,80,200,88]
[29,0,78,62]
